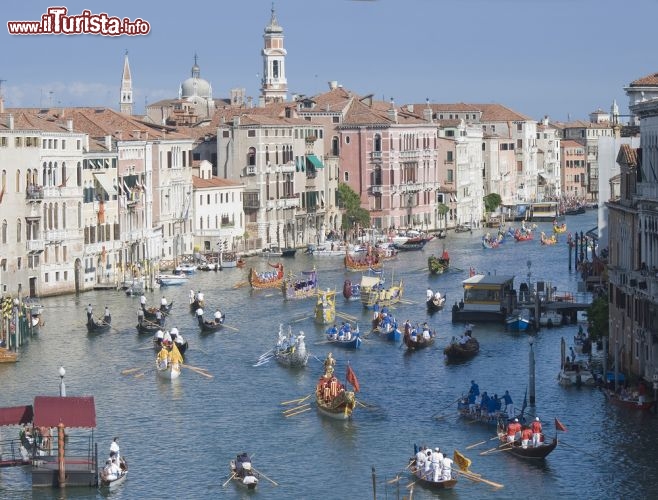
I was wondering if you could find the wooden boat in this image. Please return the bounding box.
[99,457,128,490]
[342,279,361,301]
[539,310,563,327]
[0,347,18,363]
[197,313,224,333]
[482,233,502,249]
[444,327,479,362]
[344,249,382,271]
[514,229,534,242]
[540,231,558,245]
[174,263,197,275]
[220,252,239,268]
[361,276,403,309]
[87,316,111,334]
[274,326,309,368]
[552,222,567,234]
[325,324,362,349]
[155,343,183,380]
[371,315,401,342]
[603,388,656,411]
[408,459,457,492]
[229,453,259,489]
[142,301,173,320]
[428,251,450,274]
[496,418,558,459]
[283,268,318,300]
[402,323,436,350]
[456,397,513,426]
[373,243,398,261]
[137,318,164,335]
[315,353,358,420]
[564,206,586,216]
[157,274,189,286]
[315,289,336,325]
[236,257,246,268]
[426,291,446,313]
[249,263,284,289]
[557,357,597,386]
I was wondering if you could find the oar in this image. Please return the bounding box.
[291,316,310,323]
[356,400,378,410]
[134,368,154,378]
[222,472,236,487]
[259,348,274,359]
[281,394,311,405]
[431,397,462,418]
[253,358,272,367]
[284,406,311,418]
[233,281,248,289]
[479,442,512,455]
[283,403,310,414]
[454,469,504,489]
[121,367,142,375]
[183,366,214,379]
[466,436,499,450]
[223,325,240,332]
[252,467,278,486]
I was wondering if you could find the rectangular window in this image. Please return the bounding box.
[17,257,21,270]
[446,151,453,162]
[447,169,454,183]
[45,273,49,283]
[517,139,522,149]
[517,161,523,172]
[62,140,66,149]
[15,137,23,147]
[248,130,256,137]
[167,151,172,168]
[77,139,81,149]
[222,130,229,138]
[332,116,339,123]
[0,137,7,147]
[517,123,522,132]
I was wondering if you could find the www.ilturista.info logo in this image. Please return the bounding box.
[7,7,150,36]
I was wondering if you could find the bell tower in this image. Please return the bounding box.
[260,4,288,105]
[120,50,133,115]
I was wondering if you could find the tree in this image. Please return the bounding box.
[436,202,449,229]
[586,295,608,342]
[483,193,502,213]
[337,183,370,230]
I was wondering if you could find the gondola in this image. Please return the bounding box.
[325,325,362,349]
[142,301,173,320]
[426,294,446,313]
[136,318,164,335]
[408,458,457,491]
[87,316,111,334]
[197,313,224,333]
[496,418,558,459]
[315,353,358,420]
[155,343,183,380]
[99,456,128,490]
[393,236,431,251]
[344,250,382,272]
[402,323,436,351]
[189,298,204,312]
[249,263,284,289]
[428,250,450,274]
[444,332,479,362]
[274,326,309,368]
[228,453,259,490]
[283,268,318,300]
[602,388,656,411]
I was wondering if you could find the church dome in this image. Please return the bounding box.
[179,56,212,100]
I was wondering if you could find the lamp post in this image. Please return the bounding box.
[528,337,536,406]
[59,366,66,397]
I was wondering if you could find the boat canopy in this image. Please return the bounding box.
[33,396,96,428]
[360,276,381,288]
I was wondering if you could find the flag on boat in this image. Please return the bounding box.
[554,417,568,432]
[453,450,471,472]
[346,364,360,392]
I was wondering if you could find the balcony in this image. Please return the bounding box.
[44,229,66,243]
[371,151,382,161]
[246,165,257,176]
[243,193,260,210]
[43,186,82,198]
[399,150,420,159]
[26,185,44,201]
[278,164,296,173]
[26,239,45,253]
[371,185,383,194]
[282,197,299,209]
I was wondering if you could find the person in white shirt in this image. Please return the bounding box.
[174,332,185,348]
[431,448,443,482]
[196,291,204,303]
[441,456,453,480]
[163,330,172,345]
[140,294,147,307]
[109,437,120,461]
[214,309,223,323]
[155,329,164,345]
[415,446,426,472]
[196,307,204,319]
[160,296,168,307]
[426,288,433,301]
[189,289,195,304]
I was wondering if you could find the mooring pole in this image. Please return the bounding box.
[372,466,377,500]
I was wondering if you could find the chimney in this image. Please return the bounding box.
[387,98,397,124]
[423,107,433,123]
[328,80,338,90]
[66,118,73,131]
[0,97,4,114]
[8,114,14,130]
[105,135,112,151]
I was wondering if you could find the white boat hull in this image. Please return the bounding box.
[156,362,181,380]
[99,470,127,490]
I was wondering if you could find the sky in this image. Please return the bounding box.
[2,0,657,123]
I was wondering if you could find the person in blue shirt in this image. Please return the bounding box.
[469,380,480,398]
[502,390,514,418]
[480,392,490,417]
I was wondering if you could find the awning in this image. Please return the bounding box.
[93,173,116,196]
[0,405,33,426]
[306,154,324,169]
[33,396,96,428]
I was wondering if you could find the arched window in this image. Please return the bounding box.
[78,202,82,227]
[331,136,339,156]
[265,146,270,163]
[77,162,82,187]
[15,169,20,192]
[1,220,5,243]
[344,171,349,182]
[62,202,67,229]
[25,169,31,188]
[374,134,382,152]
[61,162,67,187]
[247,147,256,166]
[42,162,47,186]
[16,219,21,243]
[1,169,6,192]
[52,162,58,186]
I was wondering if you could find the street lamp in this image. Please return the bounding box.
[59,366,66,397]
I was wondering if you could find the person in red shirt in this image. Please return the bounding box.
[521,426,533,449]
[506,419,519,443]
[531,417,543,447]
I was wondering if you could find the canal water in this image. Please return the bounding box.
[1,211,657,500]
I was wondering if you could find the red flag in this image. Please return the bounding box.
[346,365,360,392]
[555,417,567,432]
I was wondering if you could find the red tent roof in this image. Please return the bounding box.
[33,396,96,428]
[0,405,33,426]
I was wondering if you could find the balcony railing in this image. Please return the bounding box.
[246,165,257,176]
[43,186,82,198]
[371,151,382,160]
[371,185,383,194]
[26,239,44,252]
[26,185,44,200]
[243,193,260,210]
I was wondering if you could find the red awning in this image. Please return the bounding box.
[0,405,33,426]
[33,396,96,428]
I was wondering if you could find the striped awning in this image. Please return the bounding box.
[306,154,324,169]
